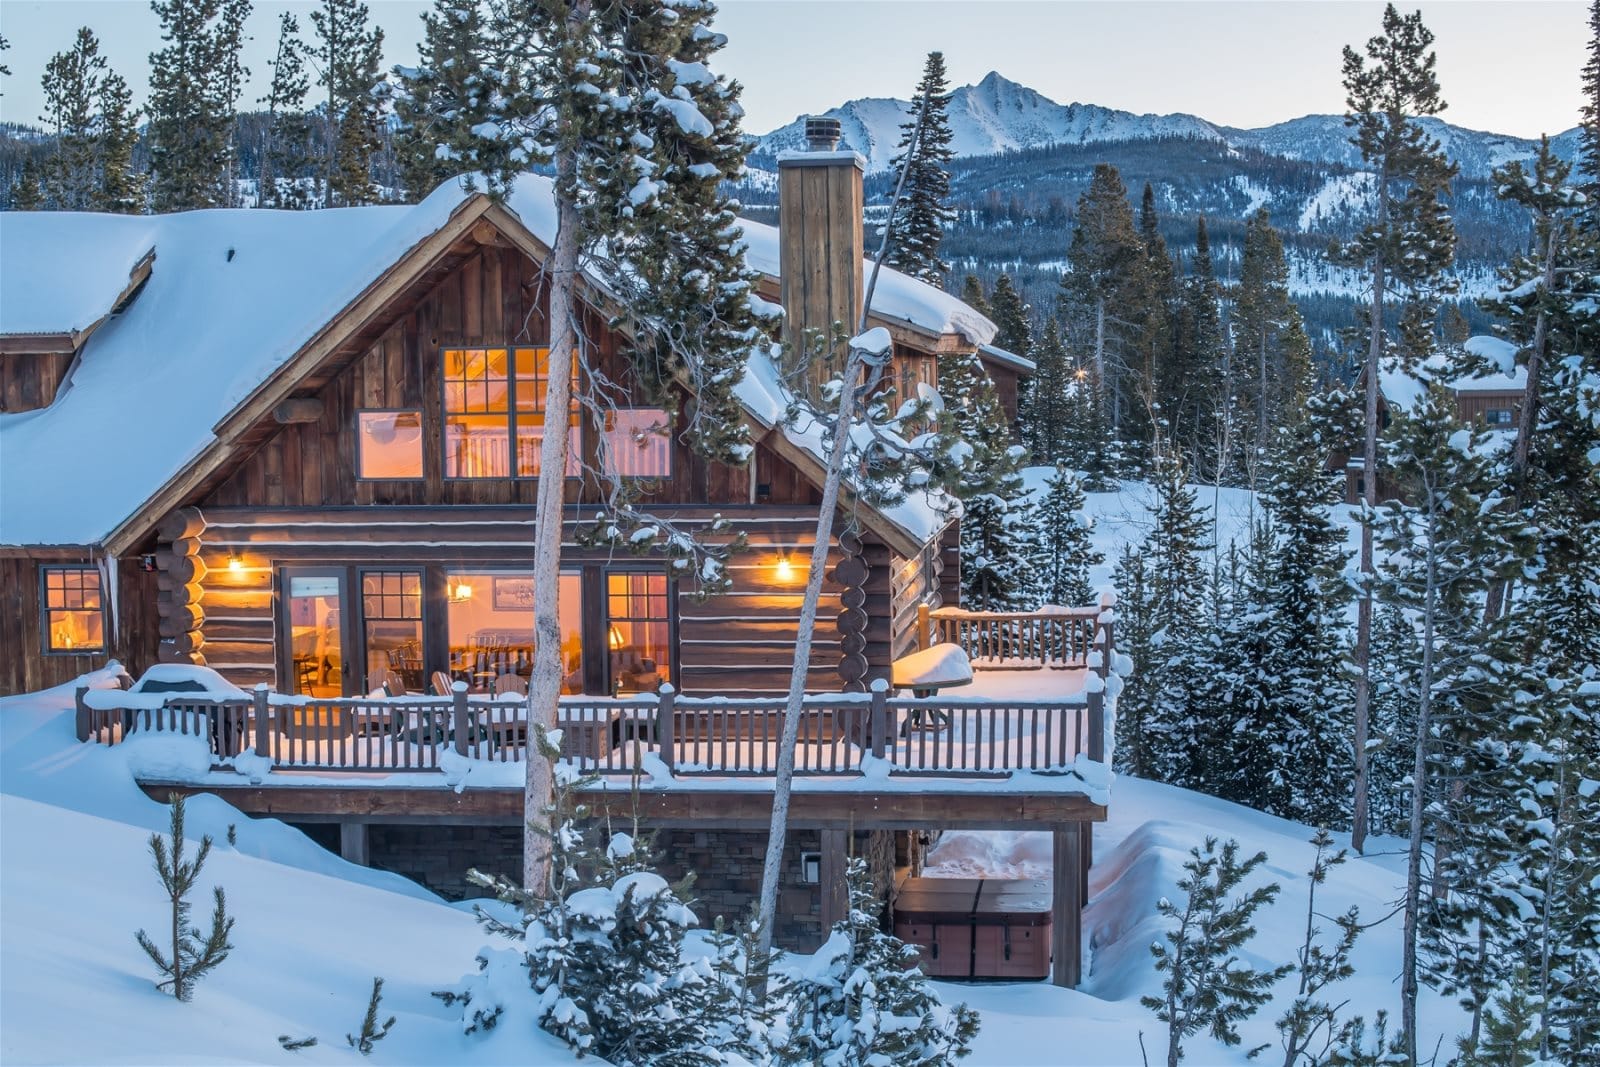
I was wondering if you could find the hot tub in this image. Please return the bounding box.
[893,877,1052,980]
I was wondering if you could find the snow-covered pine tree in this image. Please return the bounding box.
[258,13,313,209]
[1142,837,1290,1067]
[1364,600,1417,838]
[1060,163,1145,445]
[1142,457,1214,786]
[1135,182,1177,458]
[778,857,978,1067]
[1276,830,1363,1067]
[1111,543,1156,778]
[1255,399,1354,826]
[1371,383,1528,1064]
[134,793,235,1002]
[1460,968,1544,1067]
[37,28,110,211]
[959,274,989,317]
[883,51,955,286]
[95,67,141,213]
[1167,216,1228,477]
[391,0,499,203]
[1023,318,1072,463]
[1034,465,1101,606]
[988,273,1032,359]
[1336,1,1460,855]
[310,0,385,206]
[146,0,251,212]
[939,348,1034,609]
[1234,208,1311,475]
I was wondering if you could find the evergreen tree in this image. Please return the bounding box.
[1580,0,1600,216]
[134,794,235,1002]
[311,0,385,206]
[258,13,313,209]
[346,977,396,1054]
[1131,182,1178,467]
[95,69,141,213]
[1365,600,1417,838]
[37,28,109,210]
[1024,318,1074,462]
[1461,969,1543,1067]
[1143,837,1290,1067]
[9,156,44,210]
[1276,831,1363,1067]
[959,274,990,317]
[1337,2,1459,855]
[1235,208,1311,472]
[778,858,979,1066]
[1142,458,1213,785]
[1034,465,1101,606]
[988,273,1032,358]
[1167,216,1228,473]
[391,0,499,202]
[1060,164,1145,444]
[884,51,956,286]
[146,0,252,211]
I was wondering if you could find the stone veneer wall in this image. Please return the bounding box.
[354,823,912,953]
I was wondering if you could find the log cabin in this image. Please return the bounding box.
[3,128,1119,982]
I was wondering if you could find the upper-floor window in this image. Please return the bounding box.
[600,409,672,479]
[443,347,578,479]
[1484,408,1513,426]
[357,410,424,479]
[41,566,104,653]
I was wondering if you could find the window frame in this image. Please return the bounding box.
[354,408,426,482]
[356,567,425,693]
[39,564,106,656]
[440,345,580,482]
[601,567,677,696]
[598,407,675,482]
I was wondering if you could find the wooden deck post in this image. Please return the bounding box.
[917,603,930,651]
[340,821,370,866]
[1080,820,1093,899]
[75,686,90,742]
[656,684,676,775]
[819,828,849,933]
[1087,688,1105,764]
[1052,823,1083,988]
[868,678,888,759]
[451,682,470,757]
[253,685,271,757]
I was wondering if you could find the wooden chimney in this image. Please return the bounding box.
[778,116,865,386]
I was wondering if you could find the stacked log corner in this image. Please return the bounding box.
[832,530,870,692]
[155,507,207,666]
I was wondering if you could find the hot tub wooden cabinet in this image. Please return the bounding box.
[894,877,1052,981]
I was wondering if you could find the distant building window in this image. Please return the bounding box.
[600,409,672,479]
[42,566,104,653]
[1484,409,1513,426]
[357,411,423,479]
[442,347,578,479]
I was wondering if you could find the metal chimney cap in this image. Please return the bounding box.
[804,116,842,152]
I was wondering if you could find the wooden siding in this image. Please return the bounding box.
[0,551,159,696]
[777,156,863,382]
[1,350,75,413]
[1457,390,1522,427]
[182,505,880,697]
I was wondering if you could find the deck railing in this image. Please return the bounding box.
[920,597,1116,671]
[76,681,1106,780]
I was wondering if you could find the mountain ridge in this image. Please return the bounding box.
[750,71,1581,180]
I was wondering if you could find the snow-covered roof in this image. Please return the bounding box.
[977,343,1036,375]
[0,183,472,546]
[1,174,977,549]
[1381,335,1526,414]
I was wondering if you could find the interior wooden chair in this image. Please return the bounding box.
[493,673,528,696]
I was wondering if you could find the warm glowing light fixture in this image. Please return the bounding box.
[775,557,796,583]
[607,624,624,651]
[448,581,474,602]
[227,554,243,572]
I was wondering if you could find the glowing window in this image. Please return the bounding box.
[600,409,672,479]
[357,411,424,479]
[42,566,104,653]
[607,572,671,695]
[443,347,578,479]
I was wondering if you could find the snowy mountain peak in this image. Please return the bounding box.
[750,74,1579,180]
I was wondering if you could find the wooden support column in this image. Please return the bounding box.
[819,828,849,932]
[340,821,370,866]
[1052,823,1083,988]
[1080,820,1093,899]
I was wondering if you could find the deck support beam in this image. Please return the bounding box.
[340,821,370,866]
[818,828,849,931]
[1052,823,1084,988]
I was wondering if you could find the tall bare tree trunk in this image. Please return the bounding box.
[523,136,583,895]
[1095,297,1114,435]
[1351,181,1389,856]
[1400,486,1439,1066]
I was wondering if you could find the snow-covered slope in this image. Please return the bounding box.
[751,71,1581,180]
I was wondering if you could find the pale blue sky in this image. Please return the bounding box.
[0,1,1586,139]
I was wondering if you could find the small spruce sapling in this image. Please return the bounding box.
[1274,829,1362,1067]
[1327,1011,1407,1067]
[348,977,396,1054]
[135,793,234,1001]
[1143,837,1290,1067]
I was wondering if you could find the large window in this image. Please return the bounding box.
[607,572,671,695]
[445,570,584,694]
[357,411,424,479]
[362,570,423,692]
[41,566,104,653]
[443,347,578,479]
[600,409,672,479]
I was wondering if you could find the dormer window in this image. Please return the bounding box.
[442,347,578,479]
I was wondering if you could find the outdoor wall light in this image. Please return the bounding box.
[227,554,243,572]
[799,851,821,885]
[775,557,795,583]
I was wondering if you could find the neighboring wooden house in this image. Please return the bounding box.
[0,140,1009,701]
